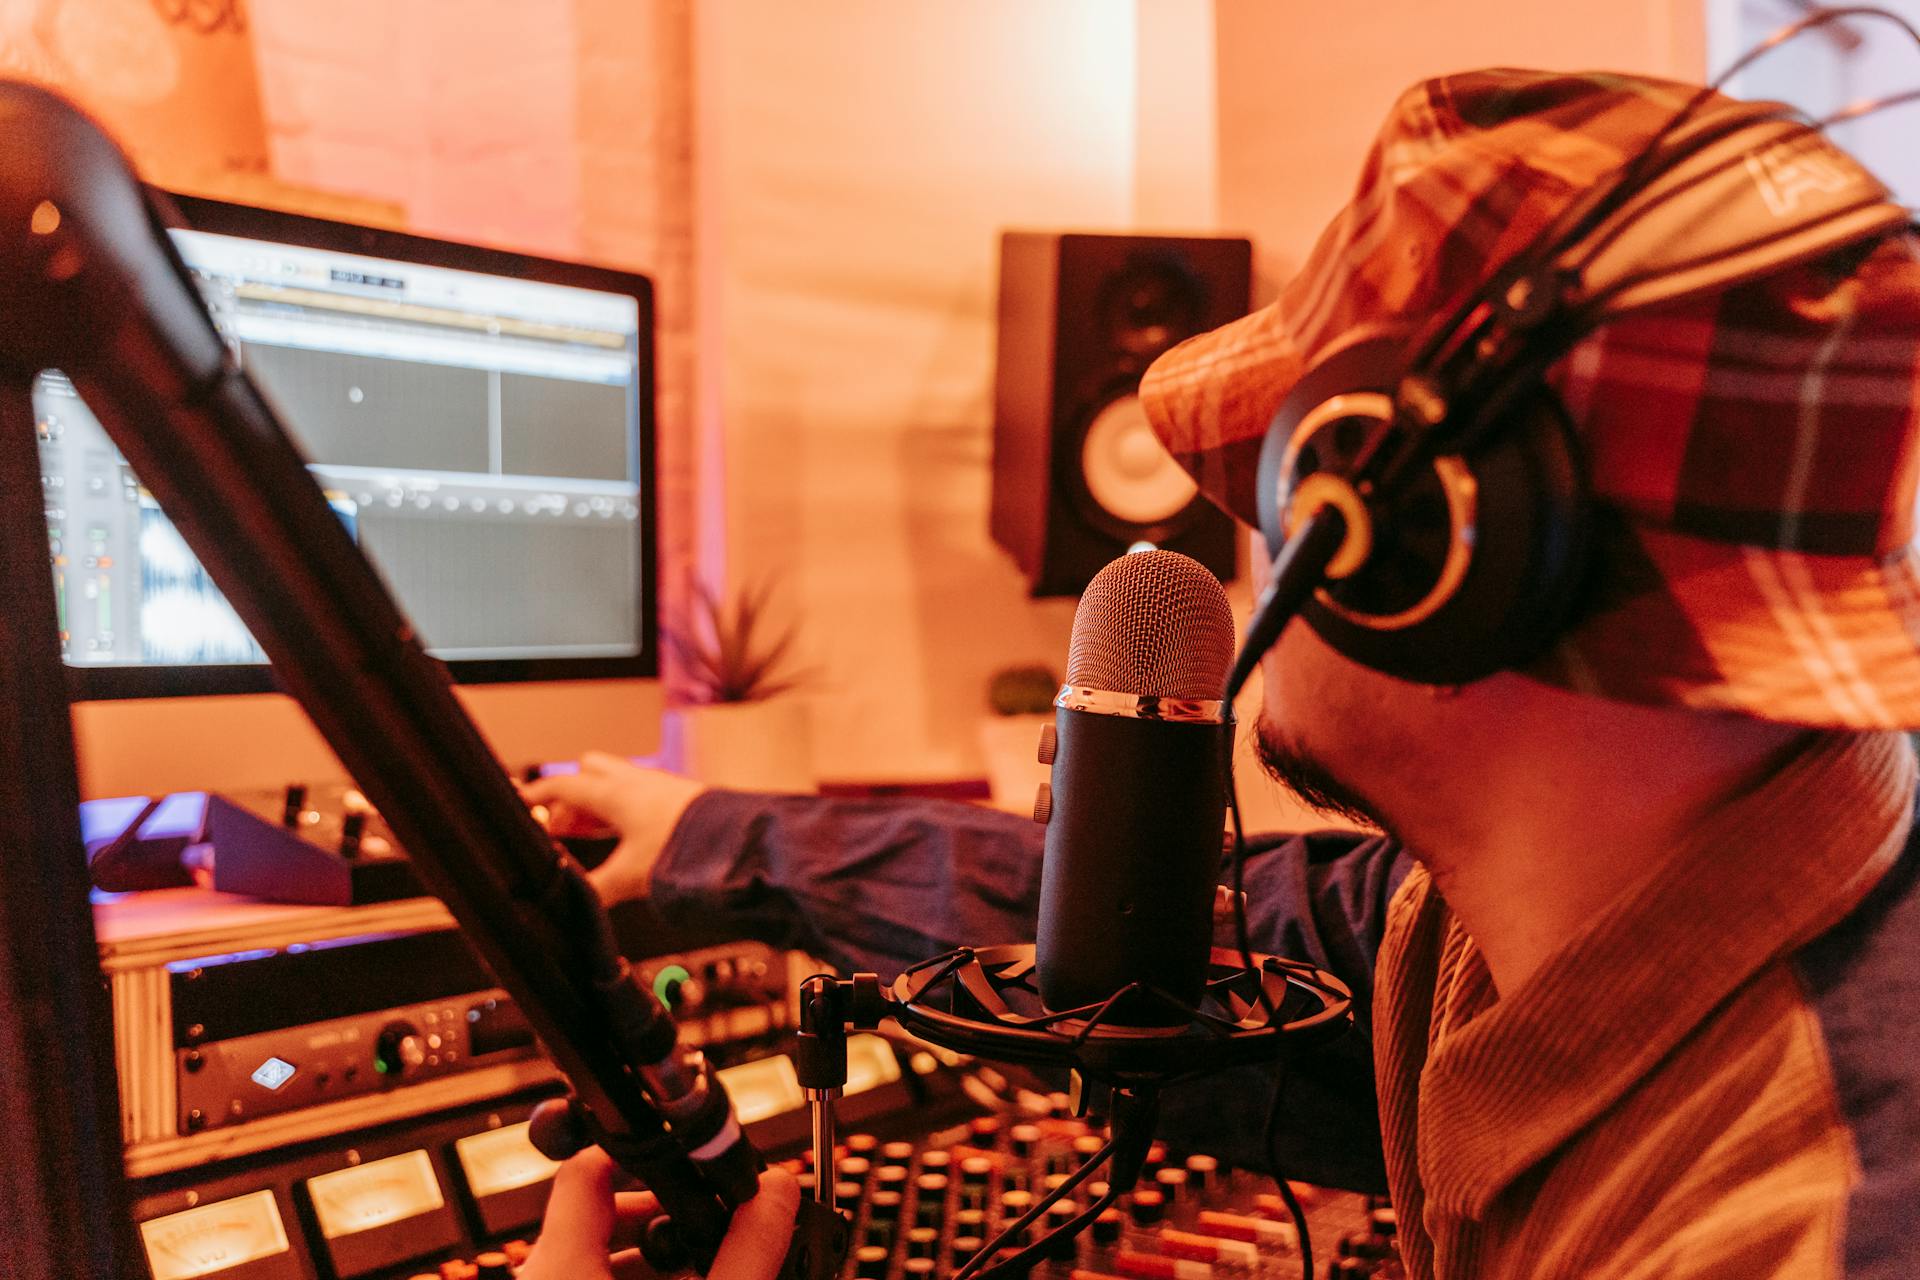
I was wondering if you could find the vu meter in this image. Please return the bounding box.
[306,1150,444,1239]
[139,1190,293,1280]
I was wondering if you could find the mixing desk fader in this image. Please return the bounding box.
[780,1108,1401,1280]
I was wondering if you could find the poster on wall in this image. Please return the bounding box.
[0,0,268,188]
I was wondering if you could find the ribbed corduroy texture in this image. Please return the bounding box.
[1372,732,1916,1278]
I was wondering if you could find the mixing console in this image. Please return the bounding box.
[102,890,1400,1279]
[779,1106,1402,1280]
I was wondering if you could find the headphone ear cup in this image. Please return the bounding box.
[1302,391,1592,685]
[1257,330,1593,686]
[1257,333,1404,555]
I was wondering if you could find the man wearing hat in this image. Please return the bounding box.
[522,69,1920,1280]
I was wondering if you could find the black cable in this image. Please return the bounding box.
[1228,758,1278,1022]
[973,1179,1124,1280]
[1405,5,1920,438]
[1226,506,1359,1024]
[1518,4,1920,311]
[1821,85,1920,126]
[946,1132,1116,1280]
[1263,1066,1312,1280]
[1729,6,1920,79]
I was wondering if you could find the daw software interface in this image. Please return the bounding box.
[37,214,652,691]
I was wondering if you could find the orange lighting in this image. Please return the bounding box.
[717,1054,804,1123]
[454,1122,561,1199]
[140,1190,290,1280]
[307,1150,445,1240]
[844,1034,903,1096]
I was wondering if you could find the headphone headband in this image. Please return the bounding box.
[1418,104,1906,464]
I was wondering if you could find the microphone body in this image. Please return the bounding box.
[1037,700,1230,1022]
[1034,550,1237,1027]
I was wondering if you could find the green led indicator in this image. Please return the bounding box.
[653,964,692,1007]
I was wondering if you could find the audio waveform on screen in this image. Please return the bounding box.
[138,506,265,665]
[137,497,360,666]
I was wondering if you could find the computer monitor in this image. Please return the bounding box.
[39,193,656,699]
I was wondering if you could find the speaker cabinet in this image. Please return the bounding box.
[991,231,1249,597]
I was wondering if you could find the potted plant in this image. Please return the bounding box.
[658,579,815,792]
[978,664,1059,814]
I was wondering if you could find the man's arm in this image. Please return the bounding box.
[648,790,1410,1193]
[649,791,1049,977]
[525,760,1410,1192]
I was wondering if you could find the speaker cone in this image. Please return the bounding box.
[1078,393,1199,528]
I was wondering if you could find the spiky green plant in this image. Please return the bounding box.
[663,578,808,705]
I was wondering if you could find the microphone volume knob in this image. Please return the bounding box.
[1032,783,1053,825]
[1036,723,1058,765]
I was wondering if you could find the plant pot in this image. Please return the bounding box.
[660,697,816,793]
[978,713,1053,815]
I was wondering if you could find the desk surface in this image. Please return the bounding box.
[93,887,454,970]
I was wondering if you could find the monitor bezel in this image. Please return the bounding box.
[64,191,659,701]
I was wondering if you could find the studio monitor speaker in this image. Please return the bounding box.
[991,231,1250,597]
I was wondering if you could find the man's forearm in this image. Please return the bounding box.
[648,789,1408,1190]
[649,791,1048,978]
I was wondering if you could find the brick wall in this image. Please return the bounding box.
[25,0,693,793]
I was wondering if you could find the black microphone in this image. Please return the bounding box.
[1035,550,1237,1026]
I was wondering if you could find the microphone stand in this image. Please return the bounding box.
[790,927,1351,1276]
[794,973,1167,1280]
[0,82,843,1280]
[0,376,139,1280]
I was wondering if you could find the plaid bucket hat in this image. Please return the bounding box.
[1141,68,1920,730]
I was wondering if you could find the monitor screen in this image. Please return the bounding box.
[40,194,656,698]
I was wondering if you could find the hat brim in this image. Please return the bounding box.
[1141,305,1301,533]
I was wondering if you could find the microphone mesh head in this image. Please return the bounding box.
[1065,550,1235,699]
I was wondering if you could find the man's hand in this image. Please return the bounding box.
[517,1149,800,1280]
[521,752,706,905]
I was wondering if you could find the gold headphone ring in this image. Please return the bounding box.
[1278,392,1479,630]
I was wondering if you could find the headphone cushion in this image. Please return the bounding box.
[1259,331,1592,685]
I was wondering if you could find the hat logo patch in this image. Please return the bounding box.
[1745,137,1854,217]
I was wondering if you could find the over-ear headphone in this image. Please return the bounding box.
[1257,325,1590,685]
[1225,29,1920,699]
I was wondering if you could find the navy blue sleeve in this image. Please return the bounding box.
[1791,830,1920,1280]
[651,792,1050,978]
[650,791,1411,1192]
[1159,830,1412,1194]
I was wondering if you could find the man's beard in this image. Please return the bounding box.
[1252,714,1385,831]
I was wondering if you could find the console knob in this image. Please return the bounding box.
[339,811,367,859]
[374,1021,427,1078]
[1036,723,1058,765]
[652,964,706,1014]
[281,783,307,827]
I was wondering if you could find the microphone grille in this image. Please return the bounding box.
[1065,550,1235,699]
